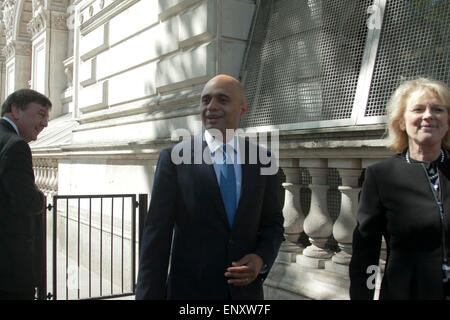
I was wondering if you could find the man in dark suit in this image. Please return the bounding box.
[136,74,284,300]
[0,89,52,300]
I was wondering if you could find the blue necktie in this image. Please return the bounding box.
[220,144,237,226]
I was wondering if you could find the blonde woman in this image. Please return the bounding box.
[350,78,450,300]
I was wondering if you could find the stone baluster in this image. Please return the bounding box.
[51,160,58,195]
[277,159,305,263]
[48,161,56,196]
[48,161,54,196]
[40,162,45,191]
[34,159,43,189]
[32,160,37,186]
[33,159,40,187]
[297,159,333,269]
[325,159,362,275]
[39,161,45,192]
[43,160,51,194]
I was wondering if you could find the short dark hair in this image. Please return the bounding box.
[1,89,52,116]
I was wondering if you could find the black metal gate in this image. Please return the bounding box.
[37,194,147,300]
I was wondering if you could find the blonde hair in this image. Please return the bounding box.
[386,77,450,153]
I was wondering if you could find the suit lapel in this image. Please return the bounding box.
[232,138,258,228]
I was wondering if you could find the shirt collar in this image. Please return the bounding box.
[204,129,239,155]
[2,116,19,135]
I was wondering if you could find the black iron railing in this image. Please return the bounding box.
[35,198,49,300]
[44,194,147,300]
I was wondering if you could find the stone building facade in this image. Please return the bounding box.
[0,0,449,299]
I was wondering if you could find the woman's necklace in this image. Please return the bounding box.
[405,149,444,189]
[405,149,444,165]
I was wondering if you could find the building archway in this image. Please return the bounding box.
[1,0,33,96]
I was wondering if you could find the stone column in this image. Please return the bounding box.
[325,159,362,275]
[297,159,333,269]
[277,159,305,263]
[2,40,32,93]
[28,2,69,119]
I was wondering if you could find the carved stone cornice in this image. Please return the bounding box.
[51,11,69,31]
[2,40,32,60]
[79,0,132,34]
[28,6,69,37]
[37,0,70,13]
[27,0,69,37]
[27,8,50,37]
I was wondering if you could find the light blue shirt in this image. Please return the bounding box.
[2,116,19,135]
[204,130,242,205]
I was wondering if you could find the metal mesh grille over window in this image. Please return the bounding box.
[240,0,371,128]
[365,0,450,117]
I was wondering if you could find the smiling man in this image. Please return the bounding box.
[136,75,284,300]
[201,75,248,142]
[0,89,52,300]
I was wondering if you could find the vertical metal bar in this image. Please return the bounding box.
[65,199,69,300]
[89,198,92,298]
[77,198,80,299]
[37,197,47,300]
[111,197,114,294]
[52,196,58,300]
[138,194,148,258]
[121,197,124,293]
[238,0,261,83]
[131,195,136,294]
[100,197,103,296]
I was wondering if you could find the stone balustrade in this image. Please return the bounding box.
[262,157,374,299]
[33,158,58,197]
[278,158,364,275]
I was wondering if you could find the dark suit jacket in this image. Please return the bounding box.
[0,118,45,294]
[350,153,450,300]
[136,134,285,300]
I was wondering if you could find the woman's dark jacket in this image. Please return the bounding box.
[349,152,450,299]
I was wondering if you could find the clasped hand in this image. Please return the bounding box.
[224,253,263,286]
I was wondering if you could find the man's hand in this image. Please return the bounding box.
[224,253,263,286]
